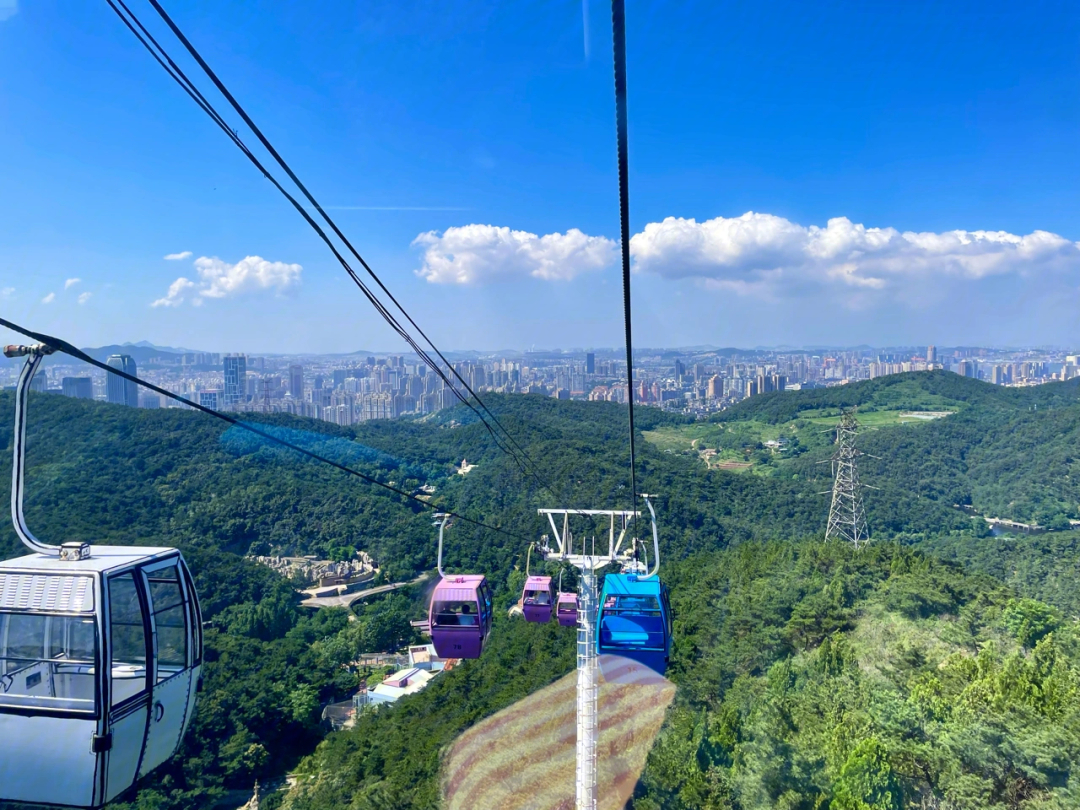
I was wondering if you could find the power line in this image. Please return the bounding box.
[0,316,529,544]
[611,0,639,508]
[106,0,559,500]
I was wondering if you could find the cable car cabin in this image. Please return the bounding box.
[556,591,578,627]
[0,546,203,809]
[597,573,672,675]
[521,576,554,623]
[428,575,492,659]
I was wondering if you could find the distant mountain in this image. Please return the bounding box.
[125,341,205,354]
[73,344,186,366]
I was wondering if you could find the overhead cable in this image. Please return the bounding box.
[611,0,640,506]
[0,316,529,544]
[106,0,559,499]
[106,0,528,480]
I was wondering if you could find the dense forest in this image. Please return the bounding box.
[2,371,1080,808]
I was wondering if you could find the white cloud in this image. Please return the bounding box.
[64,278,81,289]
[629,212,1080,299]
[413,225,617,284]
[152,255,302,307]
[0,288,13,298]
[77,292,92,305]
[0,0,17,24]
[164,251,193,261]
[152,278,195,308]
[41,292,55,304]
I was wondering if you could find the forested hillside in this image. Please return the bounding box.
[1,372,1079,809]
[635,542,1080,810]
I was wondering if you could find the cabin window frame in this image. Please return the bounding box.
[0,608,102,717]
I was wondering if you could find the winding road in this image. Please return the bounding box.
[300,572,431,609]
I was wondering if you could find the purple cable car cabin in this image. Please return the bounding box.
[521,576,554,623]
[556,591,578,627]
[428,575,493,659]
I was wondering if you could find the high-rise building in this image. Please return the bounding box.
[957,359,976,378]
[706,375,722,400]
[62,377,93,399]
[289,364,304,399]
[223,354,247,408]
[585,352,595,375]
[927,345,937,364]
[199,390,220,410]
[29,370,48,393]
[106,355,138,406]
[470,366,486,390]
[674,359,686,383]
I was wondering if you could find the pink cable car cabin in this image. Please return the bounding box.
[521,576,554,623]
[428,575,492,659]
[556,591,579,627]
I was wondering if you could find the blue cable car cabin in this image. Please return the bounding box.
[596,573,672,675]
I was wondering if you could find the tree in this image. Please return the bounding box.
[832,738,902,810]
[1003,598,1060,648]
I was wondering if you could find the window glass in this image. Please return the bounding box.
[155,605,187,673]
[145,564,188,681]
[147,565,184,612]
[433,601,479,626]
[48,616,97,662]
[525,590,551,604]
[5,613,45,661]
[0,613,97,712]
[180,561,202,662]
[603,594,661,615]
[109,572,148,706]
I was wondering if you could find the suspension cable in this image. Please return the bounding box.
[0,317,529,544]
[611,0,639,507]
[105,0,560,500]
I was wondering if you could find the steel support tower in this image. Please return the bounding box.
[825,410,871,548]
[537,501,655,810]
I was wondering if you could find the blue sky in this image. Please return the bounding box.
[2,0,1080,353]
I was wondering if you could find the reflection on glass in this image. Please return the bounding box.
[146,565,188,681]
[109,572,148,706]
[0,613,98,711]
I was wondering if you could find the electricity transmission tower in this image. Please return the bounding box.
[825,409,871,548]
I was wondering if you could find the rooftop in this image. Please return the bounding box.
[0,546,178,575]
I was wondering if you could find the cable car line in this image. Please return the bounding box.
[0,316,530,545]
[104,0,561,502]
[105,0,540,492]
[612,0,639,508]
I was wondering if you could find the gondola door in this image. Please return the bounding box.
[104,569,153,803]
[138,558,195,778]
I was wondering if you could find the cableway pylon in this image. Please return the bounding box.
[536,498,658,810]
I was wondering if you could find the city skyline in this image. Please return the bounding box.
[19,340,1079,430]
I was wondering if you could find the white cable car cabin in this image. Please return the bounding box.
[0,344,203,808]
